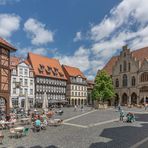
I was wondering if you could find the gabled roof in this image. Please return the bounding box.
[62,65,86,79]
[27,52,67,80]
[0,37,17,51]
[10,57,33,70]
[87,80,95,85]
[10,57,21,69]
[102,56,118,75]
[103,47,148,75]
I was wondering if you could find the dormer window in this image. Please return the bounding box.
[52,70,57,76]
[46,66,52,75]
[54,67,58,73]
[38,64,44,73]
[59,72,64,77]
[39,64,44,69]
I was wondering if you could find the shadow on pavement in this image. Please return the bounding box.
[90,119,148,148]
[16,145,58,148]
[136,114,148,122]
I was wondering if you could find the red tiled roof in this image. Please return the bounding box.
[102,56,118,75]
[62,65,86,79]
[0,37,17,51]
[10,57,20,69]
[87,80,95,84]
[28,52,67,80]
[103,47,148,75]
[10,57,33,70]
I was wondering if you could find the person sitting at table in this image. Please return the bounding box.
[35,118,41,127]
[0,119,5,129]
[34,118,41,132]
[6,114,10,121]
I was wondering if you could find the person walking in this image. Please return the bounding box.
[118,104,121,112]
[81,105,84,112]
[144,103,147,111]
[74,105,77,111]
[120,110,124,121]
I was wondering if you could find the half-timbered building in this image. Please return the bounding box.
[0,37,17,113]
[27,52,67,107]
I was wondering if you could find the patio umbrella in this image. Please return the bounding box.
[25,93,30,112]
[42,92,48,111]
[9,98,13,109]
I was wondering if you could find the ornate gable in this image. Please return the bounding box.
[139,59,148,72]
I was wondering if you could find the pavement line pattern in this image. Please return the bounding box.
[64,110,97,122]
[63,118,118,128]
[62,122,87,128]
[88,118,119,127]
[130,136,148,148]
[125,111,148,114]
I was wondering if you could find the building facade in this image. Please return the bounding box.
[0,38,16,113]
[103,45,148,106]
[27,53,67,107]
[62,65,87,106]
[10,57,35,108]
[87,80,94,105]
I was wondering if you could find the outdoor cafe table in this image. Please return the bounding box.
[20,118,30,124]
[14,126,24,132]
[0,121,15,129]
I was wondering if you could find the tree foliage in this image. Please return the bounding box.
[92,70,115,102]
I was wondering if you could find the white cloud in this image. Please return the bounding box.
[56,46,90,72]
[24,18,54,45]
[73,31,82,42]
[90,0,148,42]
[0,14,20,38]
[80,0,148,79]
[0,0,20,5]
[16,47,49,57]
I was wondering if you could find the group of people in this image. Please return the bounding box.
[32,112,48,132]
[118,105,135,123]
[74,105,84,112]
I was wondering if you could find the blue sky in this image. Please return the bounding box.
[0,0,148,80]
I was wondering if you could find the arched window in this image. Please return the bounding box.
[123,74,127,87]
[123,61,127,72]
[131,76,136,86]
[140,72,148,82]
[115,79,119,87]
[120,64,122,72]
[128,63,131,72]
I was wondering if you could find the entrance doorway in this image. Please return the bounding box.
[131,93,137,105]
[114,94,119,106]
[122,93,128,106]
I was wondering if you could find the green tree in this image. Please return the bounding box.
[92,70,115,103]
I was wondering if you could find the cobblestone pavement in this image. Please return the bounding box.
[1,107,148,148]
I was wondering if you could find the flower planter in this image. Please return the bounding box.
[94,100,108,109]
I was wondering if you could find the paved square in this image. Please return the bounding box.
[1,107,148,148]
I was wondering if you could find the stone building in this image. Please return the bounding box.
[10,57,35,108]
[102,45,148,106]
[27,52,67,107]
[87,80,94,105]
[62,65,87,106]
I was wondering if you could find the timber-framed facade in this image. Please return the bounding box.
[0,38,16,114]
